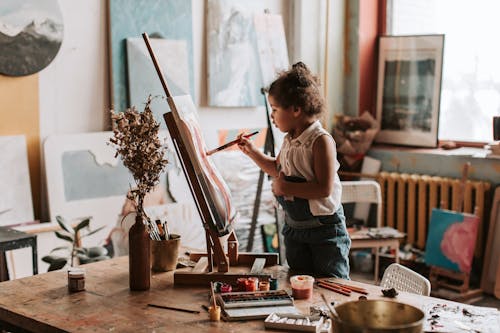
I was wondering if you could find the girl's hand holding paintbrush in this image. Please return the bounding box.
[236,132,260,156]
[206,131,259,156]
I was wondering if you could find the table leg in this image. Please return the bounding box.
[31,237,38,275]
[394,242,399,264]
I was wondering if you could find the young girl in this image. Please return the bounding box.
[238,62,350,278]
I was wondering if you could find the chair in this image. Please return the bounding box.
[381,263,431,296]
[341,180,403,282]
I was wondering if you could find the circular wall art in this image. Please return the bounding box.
[0,0,64,76]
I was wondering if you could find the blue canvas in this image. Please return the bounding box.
[424,208,479,273]
[109,0,194,112]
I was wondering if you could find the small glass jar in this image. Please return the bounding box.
[68,267,85,293]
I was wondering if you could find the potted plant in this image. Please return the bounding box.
[42,215,109,271]
[109,97,169,290]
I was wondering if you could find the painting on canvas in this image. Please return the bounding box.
[0,0,63,76]
[207,0,261,107]
[424,208,479,273]
[166,95,237,235]
[253,13,289,87]
[127,37,190,126]
[0,136,34,226]
[109,0,194,112]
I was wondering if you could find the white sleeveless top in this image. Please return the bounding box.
[278,121,342,216]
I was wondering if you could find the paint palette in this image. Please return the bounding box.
[216,290,293,309]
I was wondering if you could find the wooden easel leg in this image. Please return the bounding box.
[207,229,229,273]
[227,230,239,265]
[205,231,213,272]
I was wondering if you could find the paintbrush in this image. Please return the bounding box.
[147,303,200,314]
[210,282,217,308]
[206,131,259,156]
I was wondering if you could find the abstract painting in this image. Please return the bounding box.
[108,0,194,113]
[253,13,289,87]
[0,0,63,76]
[126,37,190,126]
[424,208,479,273]
[0,136,34,226]
[207,0,261,107]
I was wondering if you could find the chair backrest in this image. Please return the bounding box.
[380,263,431,296]
[341,180,382,227]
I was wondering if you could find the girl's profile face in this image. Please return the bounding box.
[268,95,295,133]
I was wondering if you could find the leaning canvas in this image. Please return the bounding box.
[424,208,479,273]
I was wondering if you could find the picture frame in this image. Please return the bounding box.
[375,35,445,147]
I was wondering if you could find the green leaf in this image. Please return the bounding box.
[82,226,106,238]
[77,254,91,264]
[42,255,65,264]
[55,231,74,243]
[74,248,88,255]
[87,246,108,257]
[74,218,91,233]
[56,215,74,235]
[48,258,67,271]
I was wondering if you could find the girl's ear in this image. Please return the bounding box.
[292,106,302,117]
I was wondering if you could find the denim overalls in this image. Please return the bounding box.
[276,175,351,279]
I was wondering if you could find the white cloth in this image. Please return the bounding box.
[278,120,342,215]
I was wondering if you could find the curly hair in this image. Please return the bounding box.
[268,62,325,117]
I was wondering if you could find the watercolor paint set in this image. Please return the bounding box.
[216,290,294,309]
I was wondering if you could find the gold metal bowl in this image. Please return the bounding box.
[332,299,424,333]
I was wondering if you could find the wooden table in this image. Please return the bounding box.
[349,227,405,283]
[0,256,454,333]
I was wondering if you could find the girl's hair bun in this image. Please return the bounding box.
[291,62,311,87]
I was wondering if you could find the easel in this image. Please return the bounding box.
[429,163,483,302]
[246,89,281,258]
[143,33,278,286]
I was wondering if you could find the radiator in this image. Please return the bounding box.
[377,172,491,255]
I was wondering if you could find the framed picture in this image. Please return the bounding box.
[375,35,445,147]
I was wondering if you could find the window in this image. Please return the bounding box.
[387,0,500,143]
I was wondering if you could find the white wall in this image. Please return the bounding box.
[39,0,109,139]
[38,0,289,150]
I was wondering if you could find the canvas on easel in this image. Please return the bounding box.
[142,33,278,285]
[425,208,480,298]
[425,208,479,274]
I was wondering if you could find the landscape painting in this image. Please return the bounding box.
[0,0,63,76]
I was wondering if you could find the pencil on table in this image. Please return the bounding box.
[206,131,259,156]
[324,280,368,295]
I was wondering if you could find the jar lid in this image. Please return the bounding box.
[68,267,85,277]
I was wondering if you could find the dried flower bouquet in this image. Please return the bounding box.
[109,97,169,225]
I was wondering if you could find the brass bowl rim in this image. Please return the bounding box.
[333,299,425,330]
